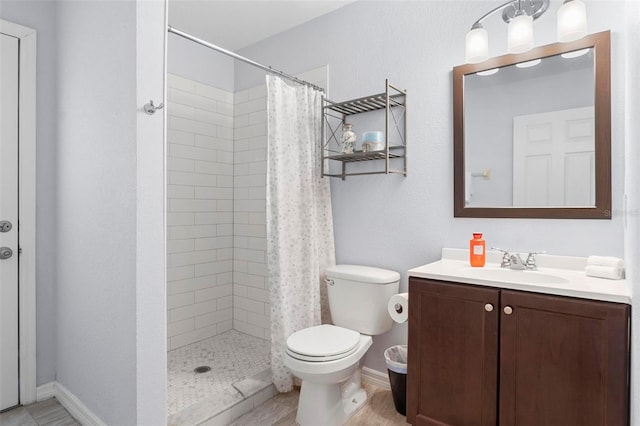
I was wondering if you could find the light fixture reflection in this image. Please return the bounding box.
[561,48,590,59]
[476,68,500,76]
[515,59,542,68]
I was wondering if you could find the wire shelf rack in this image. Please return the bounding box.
[321,80,407,179]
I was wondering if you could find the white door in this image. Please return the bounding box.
[0,32,20,411]
[513,106,595,207]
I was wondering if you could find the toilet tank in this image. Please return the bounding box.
[325,265,400,335]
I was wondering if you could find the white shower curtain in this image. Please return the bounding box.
[266,75,336,393]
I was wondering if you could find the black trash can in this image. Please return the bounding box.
[384,345,408,416]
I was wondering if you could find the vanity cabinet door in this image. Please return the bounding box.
[499,290,630,426]
[407,278,499,426]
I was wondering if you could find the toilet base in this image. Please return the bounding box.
[295,373,367,426]
[342,387,367,419]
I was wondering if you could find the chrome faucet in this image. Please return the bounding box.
[509,253,527,270]
[492,248,545,271]
[492,248,514,268]
[524,252,546,270]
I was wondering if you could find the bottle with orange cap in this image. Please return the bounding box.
[469,233,486,267]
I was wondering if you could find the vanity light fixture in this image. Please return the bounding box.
[465,23,489,64]
[507,9,534,54]
[558,0,588,42]
[465,0,588,64]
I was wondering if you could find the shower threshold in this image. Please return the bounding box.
[168,368,274,426]
[167,330,273,425]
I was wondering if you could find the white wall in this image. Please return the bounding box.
[0,0,58,386]
[166,73,235,350]
[55,1,167,423]
[135,0,167,423]
[237,0,628,374]
[624,1,640,423]
[168,33,234,92]
[1,1,167,422]
[55,1,138,424]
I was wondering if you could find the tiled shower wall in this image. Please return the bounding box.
[231,66,327,340]
[232,85,270,340]
[166,67,327,349]
[166,74,235,350]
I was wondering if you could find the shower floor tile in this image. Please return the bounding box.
[168,330,271,417]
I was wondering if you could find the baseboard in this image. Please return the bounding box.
[36,382,55,401]
[362,366,391,390]
[35,381,106,426]
[55,382,106,426]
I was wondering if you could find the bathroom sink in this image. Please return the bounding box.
[459,267,569,285]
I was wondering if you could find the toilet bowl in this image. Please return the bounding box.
[284,265,400,426]
[284,325,373,426]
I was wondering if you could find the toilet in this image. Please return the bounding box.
[284,265,400,426]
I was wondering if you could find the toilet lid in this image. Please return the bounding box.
[286,325,360,359]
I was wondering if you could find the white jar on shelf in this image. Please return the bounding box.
[340,123,356,154]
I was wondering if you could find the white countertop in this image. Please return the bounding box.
[408,248,631,304]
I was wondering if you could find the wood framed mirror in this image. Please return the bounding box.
[453,31,610,219]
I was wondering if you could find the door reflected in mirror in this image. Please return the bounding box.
[453,31,611,219]
[464,48,594,207]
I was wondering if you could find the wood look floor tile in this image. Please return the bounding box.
[233,382,408,426]
[347,383,407,425]
[271,409,296,426]
[25,398,63,420]
[2,398,78,426]
[0,406,38,426]
[1,381,405,426]
[40,416,81,426]
[232,388,298,426]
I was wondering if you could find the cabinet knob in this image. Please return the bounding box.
[503,306,513,315]
[484,303,494,312]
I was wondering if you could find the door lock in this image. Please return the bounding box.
[0,220,12,233]
[0,247,13,260]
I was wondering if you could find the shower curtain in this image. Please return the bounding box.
[266,75,336,393]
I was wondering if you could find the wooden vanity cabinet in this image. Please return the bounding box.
[407,277,630,426]
[406,278,499,425]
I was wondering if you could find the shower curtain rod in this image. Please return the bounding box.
[168,26,325,93]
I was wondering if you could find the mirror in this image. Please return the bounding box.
[453,31,611,219]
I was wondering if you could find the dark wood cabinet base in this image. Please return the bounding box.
[407,277,630,426]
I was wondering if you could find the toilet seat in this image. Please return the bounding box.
[286,325,360,362]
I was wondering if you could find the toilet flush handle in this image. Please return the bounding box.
[325,278,334,286]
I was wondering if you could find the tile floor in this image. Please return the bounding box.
[0,398,79,426]
[168,330,271,423]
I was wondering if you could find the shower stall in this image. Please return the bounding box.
[165,29,328,424]
[165,70,272,424]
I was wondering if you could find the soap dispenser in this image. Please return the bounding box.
[469,233,486,267]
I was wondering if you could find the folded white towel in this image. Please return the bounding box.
[585,265,625,280]
[587,255,624,269]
